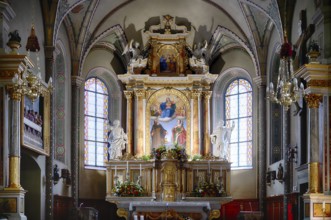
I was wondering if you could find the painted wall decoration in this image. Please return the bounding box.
[149,93,187,149]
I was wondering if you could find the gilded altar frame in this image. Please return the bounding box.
[20,88,50,156]
[145,88,191,156]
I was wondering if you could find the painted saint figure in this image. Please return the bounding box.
[160,97,176,118]
[172,119,186,147]
[108,120,127,160]
[150,119,167,149]
[210,120,235,160]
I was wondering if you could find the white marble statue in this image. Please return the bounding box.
[108,120,128,160]
[210,120,235,160]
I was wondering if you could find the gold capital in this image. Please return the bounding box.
[192,90,201,99]
[6,86,22,101]
[123,90,133,100]
[202,91,212,100]
[134,89,145,99]
[304,94,322,108]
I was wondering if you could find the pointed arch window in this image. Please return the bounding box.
[84,78,109,167]
[225,79,252,168]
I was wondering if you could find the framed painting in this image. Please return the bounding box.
[157,45,179,75]
[149,94,187,149]
[20,91,50,156]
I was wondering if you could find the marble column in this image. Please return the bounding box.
[254,76,267,215]
[134,89,145,156]
[7,90,22,189]
[0,1,15,53]
[192,90,201,155]
[71,76,84,211]
[202,91,212,155]
[282,107,290,220]
[124,90,133,155]
[305,93,323,193]
[44,45,55,220]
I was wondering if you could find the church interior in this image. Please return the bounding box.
[0,0,330,219]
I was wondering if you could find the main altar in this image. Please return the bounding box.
[106,15,232,220]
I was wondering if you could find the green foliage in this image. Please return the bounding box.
[191,154,202,161]
[112,181,144,197]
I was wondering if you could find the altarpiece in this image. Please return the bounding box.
[105,15,232,220]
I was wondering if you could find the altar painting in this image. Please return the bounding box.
[158,45,178,75]
[150,94,187,149]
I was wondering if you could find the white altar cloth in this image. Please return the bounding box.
[129,201,211,220]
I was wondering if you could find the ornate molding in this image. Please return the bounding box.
[116,208,128,220]
[209,209,221,220]
[307,80,331,88]
[192,90,202,100]
[71,76,84,87]
[123,90,133,100]
[202,91,212,101]
[304,93,323,108]
[134,89,145,99]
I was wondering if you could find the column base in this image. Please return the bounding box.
[0,189,27,220]
[302,193,331,220]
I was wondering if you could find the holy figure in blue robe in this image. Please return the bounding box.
[160,97,176,118]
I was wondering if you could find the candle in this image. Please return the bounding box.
[220,166,222,177]
[140,215,144,220]
[323,201,326,209]
[140,164,142,176]
[114,165,117,176]
[208,161,210,173]
[126,161,129,172]
[133,215,138,220]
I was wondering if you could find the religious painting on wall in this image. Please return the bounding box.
[149,94,187,149]
[158,45,178,75]
[21,93,50,156]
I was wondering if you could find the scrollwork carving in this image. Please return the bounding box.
[304,93,322,108]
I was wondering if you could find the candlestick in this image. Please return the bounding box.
[115,165,117,176]
[133,215,138,220]
[140,164,142,176]
[220,166,222,177]
[208,161,210,173]
[140,215,144,220]
[322,201,325,209]
[126,161,129,172]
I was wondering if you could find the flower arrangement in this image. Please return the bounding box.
[192,181,223,197]
[112,181,144,197]
[151,145,188,162]
[151,146,166,160]
[308,40,320,52]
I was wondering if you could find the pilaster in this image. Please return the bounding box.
[192,89,201,155]
[134,89,145,156]
[124,90,133,154]
[202,91,212,155]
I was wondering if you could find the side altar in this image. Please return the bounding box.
[106,15,233,220]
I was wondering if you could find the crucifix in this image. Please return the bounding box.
[293,10,315,69]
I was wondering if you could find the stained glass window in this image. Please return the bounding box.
[84,78,109,167]
[225,79,252,168]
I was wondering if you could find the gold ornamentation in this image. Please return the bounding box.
[304,94,322,108]
[202,91,212,100]
[7,156,22,189]
[192,90,201,99]
[209,209,221,220]
[116,208,128,220]
[307,80,331,88]
[123,90,133,100]
[308,162,321,193]
[118,152,136,161]
[161,160,177,201]
[134,89,145,99]
[202,153,219,160]
[6,86,22,101]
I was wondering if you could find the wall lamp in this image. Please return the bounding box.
[53,164,71,186]
[266,168,276,186]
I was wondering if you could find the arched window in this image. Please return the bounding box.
[225,79,252,168]
[84,78,109,167]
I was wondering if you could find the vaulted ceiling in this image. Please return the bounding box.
[43,0,294,76]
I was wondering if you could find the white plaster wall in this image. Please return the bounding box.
[94,0,245,44]
[220,49,256,79]
[8,0,46,80]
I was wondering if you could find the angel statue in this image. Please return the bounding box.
[192,40,209,64]
[122,39,142,62]
[210,120,235,160]
[107,120,128,160]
